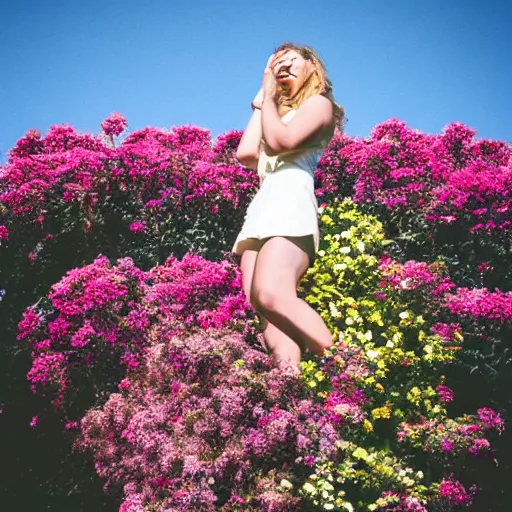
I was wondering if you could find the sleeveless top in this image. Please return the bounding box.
[257,109,331,180]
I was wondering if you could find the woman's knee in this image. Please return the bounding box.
[250,284,282,316]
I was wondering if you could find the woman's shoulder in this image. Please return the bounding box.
[302,94,335,114]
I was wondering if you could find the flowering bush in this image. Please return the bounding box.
[20,253,254,417]
[72,201,505,511]
[1,115,511,510]
[0,116,254,293]
[315,119,512,289]
[78,330,329,511]
[297,200,503,510]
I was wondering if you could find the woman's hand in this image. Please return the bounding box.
[252,54,277,109]
[261,54,277,104]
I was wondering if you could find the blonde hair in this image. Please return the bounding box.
[274,42,345,129]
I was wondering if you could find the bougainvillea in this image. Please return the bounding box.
[101,112,128,138]
[21,253,254,414]
[1,115,511,510]
[78,330,333,511]
[315,118,512,289]
[70,202,509,510]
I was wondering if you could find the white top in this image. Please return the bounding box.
[257,109,329,180]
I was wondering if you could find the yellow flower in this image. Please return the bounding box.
[363,419,374,432]
[372,407,391,419]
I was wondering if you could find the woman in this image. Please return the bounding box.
[233,42,344,365]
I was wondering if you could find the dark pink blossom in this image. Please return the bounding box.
[101,112,128,137]
[129,221,146,233]
[477,408,505,433]
[436,385,454,403]
[446,288,512,323]
[439,476,475,506]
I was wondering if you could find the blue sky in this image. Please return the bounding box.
[1,0,510,162]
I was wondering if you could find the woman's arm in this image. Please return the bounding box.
[236,88,265,169]
[236,108,262,169]
[235,108,262,169]
[261,94,334,154]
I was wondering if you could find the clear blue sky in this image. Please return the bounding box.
[1,0,510,163]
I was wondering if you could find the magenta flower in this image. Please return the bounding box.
[439,476,474,506]
[101,112,127,137]
[436,385,454,403]
[477,407,505,433]
[129,221,146,233]
[17,308,41,340]
[446,288,512,323]
[441,438,454,452]
[469,438,491,456]
[431,323,462,341]
[0,225,8,240]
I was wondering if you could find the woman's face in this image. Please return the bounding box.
[272,49,311,95]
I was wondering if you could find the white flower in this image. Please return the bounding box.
[280,479,293,489]
[303,482,316,494]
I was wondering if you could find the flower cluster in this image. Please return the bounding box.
[78,330,331,511]
[19,255,147,408]
[438,476,476,507]
[297,201,502,510]
[445,287,512,324]
[101,112,128,137]
[2,116,510,511]
[0,225,8,240]
[315,119,511,229]
[20,253,254,412]
[145,254,252,334]
[397,410,503,458]
[0,115,257,267]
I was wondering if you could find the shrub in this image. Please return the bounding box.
[74,201,504,511]
[1,116,510,511]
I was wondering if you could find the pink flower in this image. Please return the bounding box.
[446,288,512,323]
[0,225,8,240]
[436,385,454,403]
[129,221,146,233]
[477,408,505,433]
[101,112,127,137]
[17,308,41,340]
[118,378,131,391]
[441,438,454,451]
[469,438,491,456]
[439,476,475,506]
[70,321,96,348]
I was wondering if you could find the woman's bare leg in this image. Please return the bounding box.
[250,236,333,356]
[240,247,302,364]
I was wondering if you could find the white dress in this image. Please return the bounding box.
[232,109,329,256]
